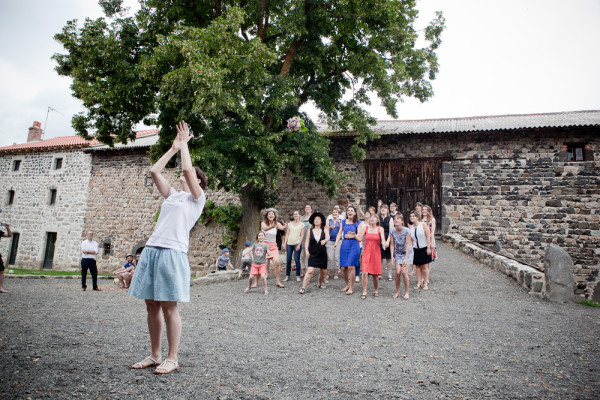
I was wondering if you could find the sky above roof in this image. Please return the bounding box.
[1,0,599,147]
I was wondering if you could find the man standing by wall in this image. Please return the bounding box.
[0,222,12,293]
[81,231,100,291]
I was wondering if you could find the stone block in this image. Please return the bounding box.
[442,173,453,188]
[531,274,545,293]
[543,244,574,303]
[591,282,600,303]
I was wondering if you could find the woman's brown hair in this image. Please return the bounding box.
[193,166,208,190]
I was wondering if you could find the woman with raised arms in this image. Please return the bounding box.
[129,121,207,374]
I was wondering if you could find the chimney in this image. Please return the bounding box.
[27,121,43,143]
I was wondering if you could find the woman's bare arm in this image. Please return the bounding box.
[177,121,204,200]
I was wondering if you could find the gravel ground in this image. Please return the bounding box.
[1,243,599,399]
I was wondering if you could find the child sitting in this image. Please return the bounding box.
[114,254,136,289]
[215,248,234,271]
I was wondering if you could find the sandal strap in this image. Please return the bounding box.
[133,356,161,369]
[156,358,178,371]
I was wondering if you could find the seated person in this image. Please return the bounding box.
[113,254,136,289]
[215,248,234,271]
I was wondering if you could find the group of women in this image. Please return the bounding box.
[256,200,437,300]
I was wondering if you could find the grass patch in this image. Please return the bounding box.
[5,268,111,277]
[577,299,600,308]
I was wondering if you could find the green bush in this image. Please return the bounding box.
[199,200,242,248]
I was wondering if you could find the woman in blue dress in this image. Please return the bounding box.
[129,121,207,374]
[339,205,361,296]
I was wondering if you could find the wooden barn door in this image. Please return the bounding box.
[364,158,447,232]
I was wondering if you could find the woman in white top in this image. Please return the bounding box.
[283,210,305,282]
[261,208,287,288]
[129,121,207,374]
[409,210,431,291]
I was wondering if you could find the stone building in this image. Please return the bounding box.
[84,131,239,275]
[275,110,600,298]
[0,121,96,270]
[2,111,598,298]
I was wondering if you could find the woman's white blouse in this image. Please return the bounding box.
[146,188,206,253]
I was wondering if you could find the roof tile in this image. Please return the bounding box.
[0,136,99,153]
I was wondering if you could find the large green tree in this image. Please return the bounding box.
[54,0,444,250]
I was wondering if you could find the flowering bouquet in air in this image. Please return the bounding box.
[287,116,308,133]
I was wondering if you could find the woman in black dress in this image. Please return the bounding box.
[299,211,330,294]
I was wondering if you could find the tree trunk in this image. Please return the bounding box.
[233,188,262,265]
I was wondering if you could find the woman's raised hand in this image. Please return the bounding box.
[176,121,191,143]
[171,129,182,152]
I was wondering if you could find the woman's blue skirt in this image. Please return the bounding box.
[129,246,190,302]
[340,239,360,267]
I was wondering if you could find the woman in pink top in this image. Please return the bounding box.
[261,208,286,288]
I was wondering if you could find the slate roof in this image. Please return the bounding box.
[319,110,600,136]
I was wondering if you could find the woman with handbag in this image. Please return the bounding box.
[409,210,432,291]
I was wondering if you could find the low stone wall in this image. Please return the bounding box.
[443,233,546,298]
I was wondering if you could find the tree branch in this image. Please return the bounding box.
[240,25,249,41]
[280,39,301,76]
[264,12,269,40]
[257,0,267,41]
[279,1,311,76]
[298,70,316,106]
[264,32,283,43]
[215,0,222,18]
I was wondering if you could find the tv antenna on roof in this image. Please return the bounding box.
[43,107,64,139]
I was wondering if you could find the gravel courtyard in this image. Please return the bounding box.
[1,243,599,399]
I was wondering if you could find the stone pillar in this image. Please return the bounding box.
[543,244,574,303]
[441,161,453,235]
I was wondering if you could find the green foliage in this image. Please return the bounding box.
[200,200,243,248]
[577,299,600,308]
[54,1,445,207]
[153,206,161,222]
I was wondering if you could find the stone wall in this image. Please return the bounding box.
[85,148,240,275]
[0,148,92,270]
[442,141,600,297]
[274,126,600,298]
